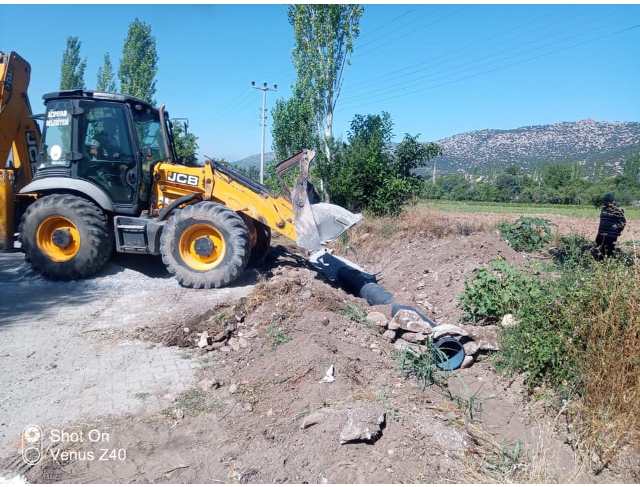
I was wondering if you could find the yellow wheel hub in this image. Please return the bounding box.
[179,223,225,271]
[36,216,81,262]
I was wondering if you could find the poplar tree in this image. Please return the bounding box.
[59,37,86,90]
[287,5,363,165]
[96,53,117,92]
[118,18,158,105]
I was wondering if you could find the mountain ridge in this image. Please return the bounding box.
[231,119,640,177]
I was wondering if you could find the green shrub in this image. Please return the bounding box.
[497,216,555,251]
[458,258,543,324]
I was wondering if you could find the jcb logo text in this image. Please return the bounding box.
[167,172,199,186]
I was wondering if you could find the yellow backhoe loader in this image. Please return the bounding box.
[0,50,361,288]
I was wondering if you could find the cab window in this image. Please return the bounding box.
[39,100,73,169]
[133,110,167,165]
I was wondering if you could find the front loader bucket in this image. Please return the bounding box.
[278,150,362,251]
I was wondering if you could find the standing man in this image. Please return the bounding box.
[595,193,626,259]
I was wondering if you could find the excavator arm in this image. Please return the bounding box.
[0,51,41,250]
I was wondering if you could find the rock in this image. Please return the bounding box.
[501,314,518,327]
[220,346,232,353]
[300,410,328,429]
[183,327,190,333]
[229,384,238,394]
[464,325,502,351]
[212,330,228,342]
[208,341,227,350]
[382,329,396,342]
[399,331,428,343]
[388,309,433,334]
[238,337,248,349]
[431,324,469,340]
[366,312,387,329]
[393,338,410,351]
[228,337,240,351]
[461,355,475,369]
[242,330,258,339]
[299,290,312,300]
[462,340,480,356]
[243,403,253,412]
[321,316,330,326]
[339,401,386,444]
[197,331,210,348]
[199,378,219,391]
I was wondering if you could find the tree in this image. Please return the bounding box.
[287,4,363,166]
[118,18,158,105]
[329,112,441,216]
[171,121,199,166]
[332,112,392,213]
[394,134,443,177]
[59,37,86,90]
[270,86,315,163]
[96,53,117,92]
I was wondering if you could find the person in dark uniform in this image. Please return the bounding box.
[595,193,626,259]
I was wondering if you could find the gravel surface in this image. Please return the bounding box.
[0,251,255,456]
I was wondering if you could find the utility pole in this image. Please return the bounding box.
[251,81,277,184]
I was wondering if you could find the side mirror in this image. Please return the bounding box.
[142,146,153,158]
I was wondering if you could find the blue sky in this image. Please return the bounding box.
[2,3,639,162]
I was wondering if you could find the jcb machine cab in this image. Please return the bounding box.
[6,82,361,288]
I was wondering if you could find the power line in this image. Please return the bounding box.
[339,23,640,112]
[354,6,445,51]
[353,5,464,59]
[341,9,634,106]
[346,5,573,91]
[205,87,253,123]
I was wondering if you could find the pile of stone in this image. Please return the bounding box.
[366,308,513,369]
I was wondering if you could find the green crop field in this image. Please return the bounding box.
[419,199,640,219]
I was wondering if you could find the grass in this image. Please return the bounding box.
[563,259,640,471]
[423,199,640,219]
[161,388,220,416]
[337,304,373,327]
[295,409,311,420]
[266,325,292,350]
[338,204,489,260]
[458,241,640,470]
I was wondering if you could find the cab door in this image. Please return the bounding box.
[77,101,140,214]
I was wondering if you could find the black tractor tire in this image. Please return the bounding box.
[160,202,251,289]
[248,220,272,268]
[19,194,113,280]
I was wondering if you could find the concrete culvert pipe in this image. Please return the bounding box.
[330,257,465,371]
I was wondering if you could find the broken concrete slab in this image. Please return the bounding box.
[339,401,386,444]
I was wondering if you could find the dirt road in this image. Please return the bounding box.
[0,252,254,461]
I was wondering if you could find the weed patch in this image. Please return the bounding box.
[462,254,640,467]
[161,388,220,416]
[337,304,373,327]
[497,216,555,252]
[458,257,542,324]
[266,325,292,350]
